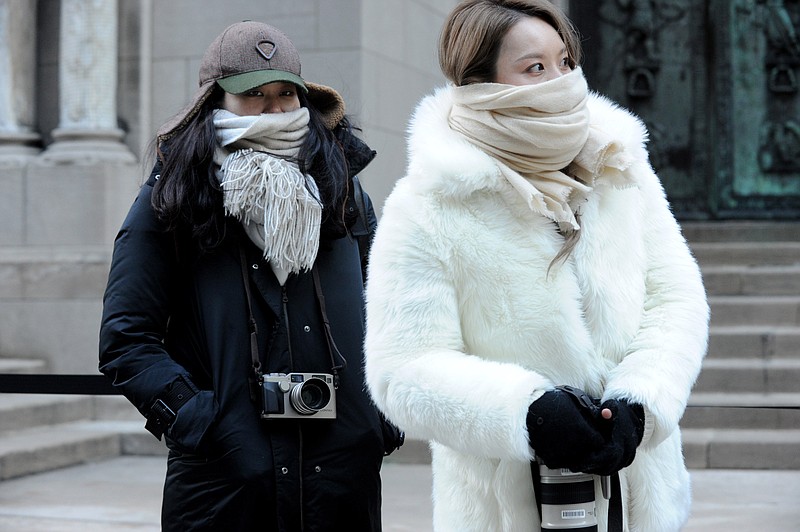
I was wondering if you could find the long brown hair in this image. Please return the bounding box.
[439,0,582,86]
[439,0,584,268]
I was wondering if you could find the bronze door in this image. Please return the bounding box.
[570,0,800,219]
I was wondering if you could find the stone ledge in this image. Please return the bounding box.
[683,428,800,469]
[0,358,47,374]
[691,242,800,267]
[702,264,800,296]
[708,295,800,327]
[681,221,800,243]
[683,392,800,430]
[0,394,94,432]
[707,325,800,359]
[0,422,122,480]
[695,358,800,394]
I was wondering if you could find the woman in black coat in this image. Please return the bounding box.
[99,21,402,531]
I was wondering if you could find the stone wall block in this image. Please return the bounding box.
[0,165,25,246]
[24,164,107,246]
[0,300,102,373]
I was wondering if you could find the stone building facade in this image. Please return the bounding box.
[0,0,479,373]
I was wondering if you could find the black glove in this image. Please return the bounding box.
[378,411,405,456]
[585,398,645,475]
[526,388,606,472]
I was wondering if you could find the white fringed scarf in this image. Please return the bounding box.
[448,68,634,231]
[213,108,321,284]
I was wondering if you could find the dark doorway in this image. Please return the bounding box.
[570,0,800,220]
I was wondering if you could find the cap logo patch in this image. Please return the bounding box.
[256,40,277,61]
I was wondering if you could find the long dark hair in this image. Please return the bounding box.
[151,85,352,252]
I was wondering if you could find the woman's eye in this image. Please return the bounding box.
[281,90,295,97]
[560,57,571,68]
[527,63,544,73]
[244,90,263,97]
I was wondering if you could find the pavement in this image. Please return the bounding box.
[0,456,798,531]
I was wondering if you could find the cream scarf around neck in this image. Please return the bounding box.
[448,67,634,231]
[213,108,321,284]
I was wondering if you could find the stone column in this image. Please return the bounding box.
[40,0,134,164]
[0,0,40,164]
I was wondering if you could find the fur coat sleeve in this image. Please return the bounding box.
[364,88,709,467]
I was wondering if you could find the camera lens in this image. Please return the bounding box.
[289,378,332,415]
[538,462,597,531]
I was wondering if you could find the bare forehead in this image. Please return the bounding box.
[502,15,566,57]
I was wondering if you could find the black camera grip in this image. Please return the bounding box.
[262,381,285,415]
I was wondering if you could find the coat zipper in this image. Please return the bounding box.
[298,424,305,531]
[282,285,304,531]
[282,286,295,369]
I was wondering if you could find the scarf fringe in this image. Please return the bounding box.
[571,124,636,190]
[220,149,321,273]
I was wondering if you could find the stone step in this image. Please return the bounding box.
[681,221,800,243]
[690,242,800,267]
[85,420,167,456]
[389,429,800,470]
[0,358,47,374]
[707,325,800,359]
[0,420,165,481]
[694,358,800,393]
[682,428,800,469]
[0,394,94,432]
[0,422,121,481]
[384,438,431,465]
[702,265,800,296]
[91,395,143,421]
[683,392,800,430]
[708,295,800,326]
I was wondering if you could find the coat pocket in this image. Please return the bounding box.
[165,390,218,454]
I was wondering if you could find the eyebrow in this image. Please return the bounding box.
[515,47,568,63]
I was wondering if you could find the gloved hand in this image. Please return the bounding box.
[378,411,405,456]
[584,398,645,475]
[526,388,607,472]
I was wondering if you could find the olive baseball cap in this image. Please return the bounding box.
[158,21,345,141]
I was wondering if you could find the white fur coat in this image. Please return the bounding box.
[365,86,710,532]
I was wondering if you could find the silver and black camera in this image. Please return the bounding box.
[537,460,598,531]
[261,372,336,420]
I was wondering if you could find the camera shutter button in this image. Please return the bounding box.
[279,381,291,392]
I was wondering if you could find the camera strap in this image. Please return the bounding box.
[607,472,622,532]
[239,244,263,403]
[311,267,346,389]
[237,243,346,395]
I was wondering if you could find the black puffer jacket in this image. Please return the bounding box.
[99,136,399,531]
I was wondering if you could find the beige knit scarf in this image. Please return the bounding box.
[448,67,634,231]
[213,108,321,284]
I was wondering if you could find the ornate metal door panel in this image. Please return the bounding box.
[570,0,800,219]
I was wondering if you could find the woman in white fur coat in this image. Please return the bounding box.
[364,1,709,531]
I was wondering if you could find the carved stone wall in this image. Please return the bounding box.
[0,0,457,373]
[0,0,40,161]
